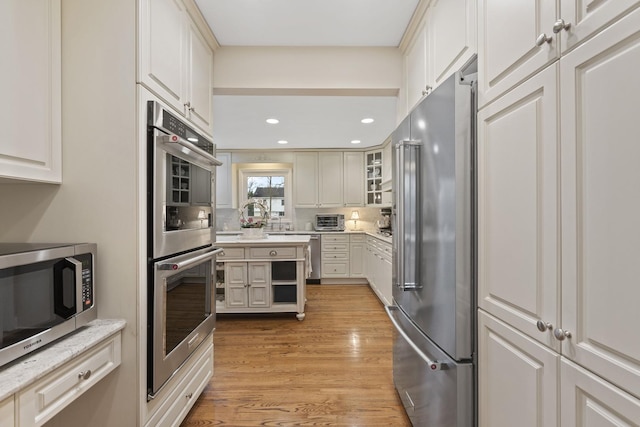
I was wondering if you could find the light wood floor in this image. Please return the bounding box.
[181,284,411,426]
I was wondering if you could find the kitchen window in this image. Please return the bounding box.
[239,168,292,222]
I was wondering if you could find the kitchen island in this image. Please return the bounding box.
[215,234,311,320]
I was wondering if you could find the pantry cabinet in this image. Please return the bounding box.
[0,0,61,183]
[139,0,213,135]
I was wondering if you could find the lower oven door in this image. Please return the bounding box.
[386,305,474,427]
[149,246,222,398]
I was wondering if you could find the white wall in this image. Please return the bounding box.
[0,0,139,425]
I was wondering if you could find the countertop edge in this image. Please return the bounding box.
[0,318,126,401]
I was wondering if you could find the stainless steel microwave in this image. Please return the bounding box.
[0,243,97,368]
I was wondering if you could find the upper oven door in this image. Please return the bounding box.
[148,101,222,259]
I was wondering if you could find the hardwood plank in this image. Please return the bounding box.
[181,284,411,426]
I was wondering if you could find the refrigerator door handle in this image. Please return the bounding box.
[394,140,422,290]
[386,306,446,371]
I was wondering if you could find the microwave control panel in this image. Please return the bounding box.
[77,253,94,310]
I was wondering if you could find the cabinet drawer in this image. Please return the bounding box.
[145,342,213,427]
[322,234,349,243]
[0,396,14,426]
[322,243,349,252]
[321,251,349,260]
[350,234,366,243]
[322,261,349,277]
[218,247,244,259]
[249,246,296,259]
[19,333,122,426]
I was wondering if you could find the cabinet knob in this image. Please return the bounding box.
[220,251,225,257]
[536,320,553,332]
[422,85,432,96]
[185,392,193,399]
[535,33,553,46]
[269,250,277,256]
[553,328,572,341]
[553,19,571,33]
[184,101,191,108]
[78,370,92,380]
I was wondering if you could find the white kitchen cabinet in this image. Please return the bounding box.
[405,16,431,112]
[215,152,232,208]
[478,311,559,427]
[429,0,477,87]
[294,152,354,208]
[477,64,560,351]
[138,0,213,135]
[318,152,344,208]
[0,397,14,426]
[365,235,392,306]
[0,0,61,183]
[224,262,270,308]
[559,7,640,399]
[343,152,364,207]
[321,234,350,278]
[559,0,640,54]
[349,234,366,278]
[561,358,640,426]
[293,152,319,208]
[477,0,558,108]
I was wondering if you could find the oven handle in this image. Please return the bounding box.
[157,134,222,166]
[158,248,223,271]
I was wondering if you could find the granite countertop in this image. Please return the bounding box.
[216,234,311,245]
[0,319,126,401]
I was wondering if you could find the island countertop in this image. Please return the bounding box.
[215,234,311,246]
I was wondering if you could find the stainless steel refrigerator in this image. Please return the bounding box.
[386,58,477,427]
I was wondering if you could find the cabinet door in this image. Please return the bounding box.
[380,251,392,306]
[293,152,318,207]
[405,17,430,111]
[186,16,213,134]
[349,242,365,278]
[248,262,270,307]
[559,0,640,54]
[0,0,61,183]
[429,0,477,87]
[560,9,640,398]
[215,152,232,208]
[318,152,343,207]
[343,152,364,207]
[225,263,247,308]
[478,311,559,427]
[138,0,186,113]
[478,0,558,107]
[478,64,560,350]
[561,358,640,426]
[0,397,14,426]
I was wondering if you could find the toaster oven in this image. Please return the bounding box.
[314,214,345,231]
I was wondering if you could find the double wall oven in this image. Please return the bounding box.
[146,101,222,398]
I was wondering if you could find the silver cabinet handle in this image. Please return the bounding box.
[185,392,193,399]
[269,250,277,256]
[536,320,553,332]
[421,85,432,96]
[553,19,571,33]
[158,248,223,271]
[78,370,92,380]
[220,251,225,257]
[553,328,572,341]
[536,33,553,46]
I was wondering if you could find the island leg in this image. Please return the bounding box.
[296,312,305,321]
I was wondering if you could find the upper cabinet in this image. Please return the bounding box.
[0,0,61,183]
[139,0,213,135]
[343,152,364,207]
[215,152,232,209]
[405,17,430,112]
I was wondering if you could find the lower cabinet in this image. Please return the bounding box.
[365,236,392,305]
[349,234,366,278]
[1,397,14,426]
[144,339,213,427]
[225,262,270,308]
[321,234,350,278]
[18,333,122,426]
[478,310,640,427]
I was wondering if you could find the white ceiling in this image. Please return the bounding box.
[195,0,420,150]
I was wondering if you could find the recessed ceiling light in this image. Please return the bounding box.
[266,118,279,124]
[361,118,374,124]
[351,140,361,144]
[277,140,288,145]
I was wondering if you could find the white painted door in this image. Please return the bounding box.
[349,241,365,278]
[318,152,343,207]
[429,0,477,86]
[478,311,559,427]
[559,0,640,53]
[293,152,318,207]
[248,262,270,307]
[560,8,640,399]
[478,0,558,107]
[477,64,560,350]
[215,152,232,208]
[0,0,61,183]
[138,0,186,113]
[343,152,364,207]
[405,18,429,111]
[186,16,213,134]
[561,358,640,426]
[225,263,247,308]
